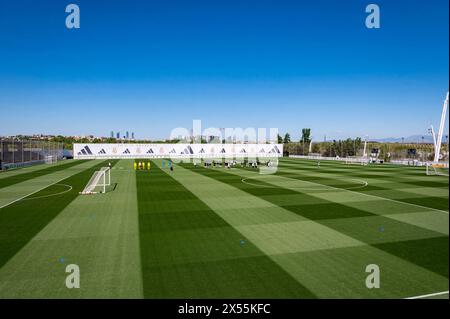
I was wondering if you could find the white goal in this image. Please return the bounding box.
[80,167,111,194]
[345,157,369,166]
[45,155,57,164]
[426,163,449,176]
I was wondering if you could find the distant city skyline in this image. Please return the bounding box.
[0,0,448,140]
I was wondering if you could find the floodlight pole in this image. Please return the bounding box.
[434,92,449,163]
[363,136,368,158]
[430,126,437,150]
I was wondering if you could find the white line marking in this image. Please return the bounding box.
[279,168,449,215]
[20,184,73,201]
[0,165,92,210]
[405,291,449,299]
[241,176,368,190]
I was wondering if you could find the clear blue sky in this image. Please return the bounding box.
[0,0,448,141]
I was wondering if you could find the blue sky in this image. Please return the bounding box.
[0,0,448,141]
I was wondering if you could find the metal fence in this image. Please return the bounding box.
[0,139,64,170]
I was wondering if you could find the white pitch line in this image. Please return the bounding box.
[0,168,88,210]
[20,184,73,201]
[405,291,449,299]
[241,176,369,191]
[280,168,449,215]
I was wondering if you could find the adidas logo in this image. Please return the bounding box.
[77,145,93,156]
[185,145,194,154]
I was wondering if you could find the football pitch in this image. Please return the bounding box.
[0,158,448,299]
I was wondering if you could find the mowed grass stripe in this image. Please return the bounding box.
[282,158,428,177]
[185,164,448,278]
[0,160,87,189]
[0,160,98,209]
[0,160,143,298]
[280,158,447,187]
[281,159,449,193]
[0,160,73,179]
[173,163,447,298]
[0,160,114,269]
[136,160,315,298]
[279,159,449,211]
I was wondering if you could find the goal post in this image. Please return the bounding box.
[345,157,369,166]
[45,155,57,164]
[80,167,111,194]
[426,162,449,176]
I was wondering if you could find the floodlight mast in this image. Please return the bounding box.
[434,92,449,163]
[363,136,368,158]
[430,126,437,150]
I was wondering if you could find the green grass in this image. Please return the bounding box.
[0,160,87,189]
[0,158,447,298]
[136,160,314,298]
[0,160,115,269]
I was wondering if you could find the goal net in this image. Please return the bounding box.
[45,155,57,164]
[80,167,111,194]
[345,157,369,166]
[426,163,449,176]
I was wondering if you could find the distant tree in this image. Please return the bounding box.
[283,133,291,144]
[301,128,311,144]
[277,134,283,144]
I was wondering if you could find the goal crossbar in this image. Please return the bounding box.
[345,157,369,165]
[80,167,111,194]
[426,162,449,176]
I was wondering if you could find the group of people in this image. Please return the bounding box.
[133,160,174,171]
[162,160,174,171]
[203,160,236,168]
[134,161,151,170]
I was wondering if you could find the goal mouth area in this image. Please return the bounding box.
[345,157,369,165]
[426,162,449,176]
[79,167,111,195]
[430,163,449,168]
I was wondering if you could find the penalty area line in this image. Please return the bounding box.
[0,168,89,210]
[20,184,73,201]
[405,291,449,299]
